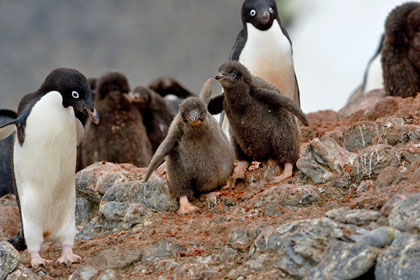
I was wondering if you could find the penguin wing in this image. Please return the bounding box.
[0,119,17,140]
[230,29,247,61]
[199,78,214,105]
[252,88,309,126]
[144,117,183,182]
[76,118,84,146]
[294,73,301,108]
[207,94,224,115]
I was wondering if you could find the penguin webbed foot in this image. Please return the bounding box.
[30,252,52,269]
[177,196,200,215]
[270,162,293,184]
[57,245,81,267]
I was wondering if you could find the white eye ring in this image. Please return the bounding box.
[269,7,274,13]
[250,9,256,16]
[72,91,80,99]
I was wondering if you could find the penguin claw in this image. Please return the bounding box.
[31,256,52,269]
[232,161,249,180]
[177,196,200,215]
[57,252,81,266]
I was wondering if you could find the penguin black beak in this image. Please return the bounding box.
[261,11,270,23]
[84,106,100,125]
[215,75,229,82]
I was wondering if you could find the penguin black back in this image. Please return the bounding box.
[0,109,17,196]
[382,2,420,98]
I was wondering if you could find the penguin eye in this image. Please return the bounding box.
[231,73,237,79]
[269,7,274,13]
[72,91,80,99]
[250,9,256,16]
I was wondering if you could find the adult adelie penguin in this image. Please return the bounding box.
[0,68,99,268]
[0,109,17,196]
[231,0,300,106]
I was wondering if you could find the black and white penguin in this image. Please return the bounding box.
[0,109,17,197]
[0,68,99,268]
[230,0,300,106]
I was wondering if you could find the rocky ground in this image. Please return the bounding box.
[2,90,420,279]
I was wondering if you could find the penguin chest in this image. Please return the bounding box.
[239,21,295,99]
[14,91,77,195]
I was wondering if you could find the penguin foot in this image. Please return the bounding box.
[232,161,249,180]
[271,162,293,184]
[205,192,220,208]
[57,245,81,266]
[177,196,200,215]
[30,253,52,268]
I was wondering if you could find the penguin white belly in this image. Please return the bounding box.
[239,21,296,101]
[14,91,77,244]
[364,53,384,93]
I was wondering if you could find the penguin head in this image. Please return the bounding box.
[40,68,99,124]
[97,72,131,100]
[215,61,252,89]
[132,86,152,109]
[241,0,278,31]
[385,2,420,47]
[179,97,208,127]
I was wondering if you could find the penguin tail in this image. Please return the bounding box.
[0,121,16,140]
[8,230,27,251]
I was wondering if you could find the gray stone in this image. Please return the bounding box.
[325,208,381,226]
[75,197,94,225]
[99,201,130,222]
[305,241,379,280]
[297,137,355,184]
[389,193,420,232]
[0,241,20,280]
[400,143,420,164]
[374,124,420,146]
[5,264,40,280]
[142,240,182,265]
[97,269,116,280]
[381,194,407,217]
[68,266,98,280]
[352,226,399,248]
[375,233,420,280]
[343,123,382,152]
[374,166,403,188]
[227,227,262,252]
[248,218,363,278]
[352,144,400,182]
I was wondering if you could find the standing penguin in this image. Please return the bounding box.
[81,72,153,169]
[0,68,99,267]
[231,0,300,106]
[213,61,308,182]
[382,2,420,98]
[144,79,234,215]
[0,109,17,196]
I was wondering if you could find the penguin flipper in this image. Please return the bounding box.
[199,78,214,106]
[294,73,301,108]
[76,118,84,147]
[0,119,17,140]
[230,29,246,61]
[207,94,224,115]
[252,88,309,126]
[144,117,182,182]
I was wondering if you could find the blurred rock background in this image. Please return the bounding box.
[0,0,408,113]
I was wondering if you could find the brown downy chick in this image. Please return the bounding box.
[214,61,309,183]
[144,79,234,215]
[81,72,152,168]
[131,86,176,152]
[382,2,420,97]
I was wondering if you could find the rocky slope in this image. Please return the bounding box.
[2,91,420,279]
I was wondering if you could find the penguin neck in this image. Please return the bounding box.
[224,84,252,109]
[183,119,210,138]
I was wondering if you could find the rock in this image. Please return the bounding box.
[227,227,262,252]
[0,241,20,280]
[375,233,420,280]
[99,201,130,222]
[297,137,356,184]
[338,89,386,119]
[363,96,399,121]
[351,226,399,248]
[5,264,40,280]
[408,167,420,184]
[320,130,343,147]
[388,193,420,232]
[325,208,382,226]
[75,197,94,225]
[343,123,382,152]
[97,246,143,270]
[331,173,352,189]
[97,269,116,280]
[400,143,420,164]
[352,144,400,182]
[248,218,364,278]
[374,125,420,147]
[141,240,182,265]
[374,166,403,188]
[68,266,98,280]
[305,241,379,280]
[381,194,407,217]
[242,184,320,217]
[0,200,20,240]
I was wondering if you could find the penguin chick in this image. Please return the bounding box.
[131,86,176,152]
[144,79,234,215]
[81,72,152,168]
[149,77,196,111]
[382,2,420,98]
[0,109,17,196]
[214,61,308,183]
[0,68,99,268]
